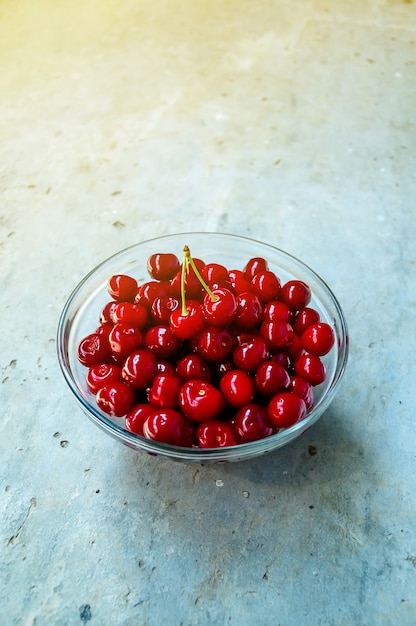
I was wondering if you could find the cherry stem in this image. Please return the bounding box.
[181,245,219,316]
[181,249,188,316]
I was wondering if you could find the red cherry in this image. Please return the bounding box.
[100,301,117,324]
[107,274,138,303]
[254,360,290,396]
[147,253,180,281]
[96,381,136,417]
[200,263,229,285]
[108,323,143,362]
[170,257,206,300]
[144,325,183,360]
[148,373,182,409]
[301,322,335,356]
[289,376,314,410]
[234,404,273,442]
[243,257,269,281]
[285,333,306,362]
[86,363,122,394]
[280,280,311,311]
[219,370,255,408]
[251,271,281,303]
[135,281,171,309]
[203,288,237,326]
[263,300,292,322]
[176,354,212,382]
[179,380,224,422]
[260,320,294,350]
[95,323,113,341]
[125,403,154,435]
[292,307,320,335]
[150,295,180,325]
[196,420,237,448]
[143,409,188,446]
[77,332,111,367]
[195,326,234,363]
[294,354,326,386]
[228,269,253,295]
[267,392,307,428]
[121,349,157,389]
[111,302,148,328]
[169,301,206,339]
[234,292,263,329]
[233,335,268,371]
[170,272,198,300]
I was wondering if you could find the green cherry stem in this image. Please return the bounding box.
[180,248,189,315]
[181,245,219,316]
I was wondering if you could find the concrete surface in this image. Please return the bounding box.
[1,1,416,624]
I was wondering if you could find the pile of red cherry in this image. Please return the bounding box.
[77,247,335,449]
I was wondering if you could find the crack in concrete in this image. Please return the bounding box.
[7,497,36,547]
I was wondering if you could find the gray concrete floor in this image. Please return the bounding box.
[1,1,415,624]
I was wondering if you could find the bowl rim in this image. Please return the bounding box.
[57,231,349,461]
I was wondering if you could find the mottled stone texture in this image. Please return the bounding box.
[1,0,415,624]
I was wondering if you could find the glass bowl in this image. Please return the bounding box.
[57,232,348,463]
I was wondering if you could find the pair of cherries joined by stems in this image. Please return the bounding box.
[77,246,335,448]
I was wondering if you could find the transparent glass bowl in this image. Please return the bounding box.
[57,232,348,463]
